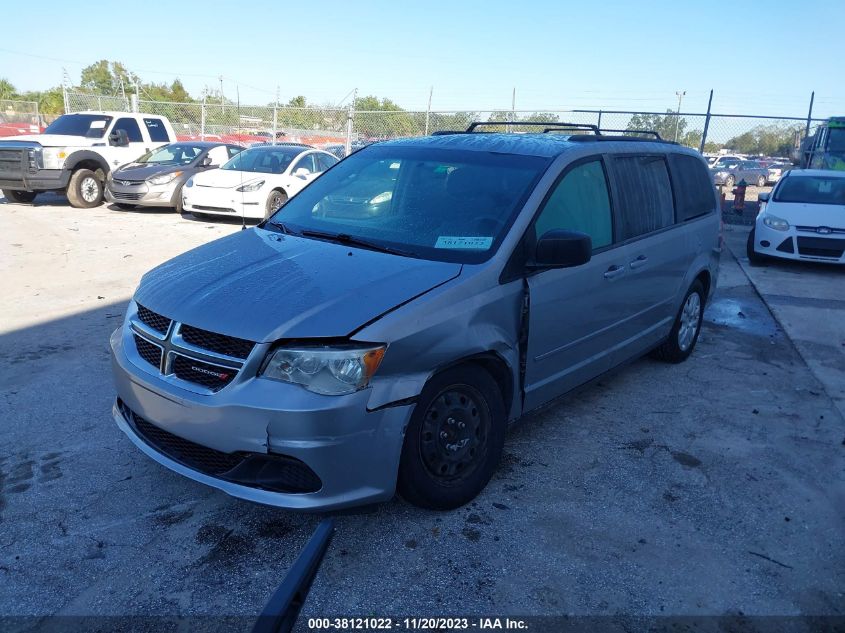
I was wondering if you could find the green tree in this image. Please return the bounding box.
[724,124,803,157]
[0,78,17,100]
[79,60,139,95]
[626,110,703,147]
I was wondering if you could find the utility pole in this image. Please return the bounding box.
[345,87,357,157]
[219,75,224,115]
[674,90,686,142]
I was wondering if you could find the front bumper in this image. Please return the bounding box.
[105,179,182,208]
[0,168,69,192]
[110,326,414,510]
[182,185,266,219]
[752,220,845,264]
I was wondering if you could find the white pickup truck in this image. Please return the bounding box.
[0,111,176,208]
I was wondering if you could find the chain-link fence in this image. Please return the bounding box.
[0,99,42,136]
[61,91,827,159]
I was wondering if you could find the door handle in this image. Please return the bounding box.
[603,265,626,280]
[629,255,648,269]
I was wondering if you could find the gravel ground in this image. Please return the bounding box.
[0,196,843,630]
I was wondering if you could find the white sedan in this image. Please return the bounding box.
[183,144,339,220]
[748,169,845,265]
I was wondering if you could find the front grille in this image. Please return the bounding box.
[0,148,22,164]
[136,304,171,334]
[180,325,254,359]
[129,408,244,475]
[776,238,795,254]
[797,236,845,259]
[133,334,162,369]
[193,205,234,213]
[112,191,144,201]
[118,401,322,492]
[172,354,236,391]
[795,225,845,234]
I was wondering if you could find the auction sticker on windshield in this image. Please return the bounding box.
[435,236,493,250]
[90,120,107,129]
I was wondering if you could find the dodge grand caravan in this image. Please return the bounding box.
[111,124,720,511]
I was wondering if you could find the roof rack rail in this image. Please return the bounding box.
[465,121,599,133]
[431,130,463,136]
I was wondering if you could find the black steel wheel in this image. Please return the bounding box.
[398,365,506,510]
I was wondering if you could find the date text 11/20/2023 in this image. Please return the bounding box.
[306,617,529,630]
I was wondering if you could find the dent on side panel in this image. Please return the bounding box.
[359,273,524,420]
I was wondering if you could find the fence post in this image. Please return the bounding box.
[424,86,432,136]
[34,101,40,126]
[97,96,102,110]
[62,84,69,114]
[596,110,602,130]
[345,88,357,156]
[699,89,713,153]
[200,98,206,141]
[130,94,139,113]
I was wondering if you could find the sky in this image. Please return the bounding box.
[0,0,842,119]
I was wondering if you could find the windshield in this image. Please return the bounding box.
[136,143,205,166]
[774,175,845,205]
[221,147,302,173]
[264,145,550,263]
[44,114,112,138]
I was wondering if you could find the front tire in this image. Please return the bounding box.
[67,169,103,208]
[397,366,506,510]
[746,228,767,265]
[265,189,288,219]
[650,280,705,364]
[2,189,37,204]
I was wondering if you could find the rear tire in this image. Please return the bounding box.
[397,365,506,510]
[650,280,705,364]
[746,228,767,265]
[2,189,37,204]
[66,169,103,208]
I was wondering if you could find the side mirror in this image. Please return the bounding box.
[200,156,213,167]
[758,191,770,202]
[293,167,310,179]
[108,129,129,147]
[533,229,592,268]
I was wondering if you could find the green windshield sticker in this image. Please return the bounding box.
[435,236,493,250]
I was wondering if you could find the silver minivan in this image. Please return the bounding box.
[111,127,720,511]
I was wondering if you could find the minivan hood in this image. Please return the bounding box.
[767,200,845,226]
[1,134,100,147]
[134,229,462,342]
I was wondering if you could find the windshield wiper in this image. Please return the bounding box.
[299,229,415,257]
[263,220,299,236]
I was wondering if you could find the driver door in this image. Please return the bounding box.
[523,157,637,411]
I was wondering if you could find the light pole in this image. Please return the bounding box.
[674,90,686,142]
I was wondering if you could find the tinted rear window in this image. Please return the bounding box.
[612,155,675,240]
[143,118,170,142]
[669,154,716,221]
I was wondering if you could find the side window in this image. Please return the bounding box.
[316,153,338,172]
[206,146,229,166]
[669,154,716,221]
[114,117,143,142]
[143,118,170,142]
[293,153,316,174]
[612,155,675,240]
[227,145,243,159]
[534,159,613,250]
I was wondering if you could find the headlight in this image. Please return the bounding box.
[185,177,194,188]
[369,191,392,205]
[236,179,265,192]
[41,147,67,170]
[763,214,789,231]
[261,344,386,395]
[148,171,182,186]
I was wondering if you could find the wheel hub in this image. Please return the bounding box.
[420,388,488,481]
[678,292,701,351]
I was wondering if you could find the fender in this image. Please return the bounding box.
[63,150,112,176]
